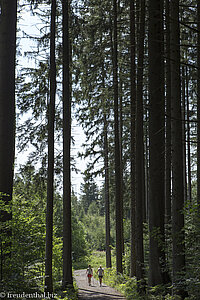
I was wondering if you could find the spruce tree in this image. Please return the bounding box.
[170,0,187,297]
[113,0,123,274]
[135,0,146,285]
[0,0,17,280]
[148,0,168,286]
[45,0,56,292]
[130,0,136,278]
[197,0,200,211]
[62,0,73,288]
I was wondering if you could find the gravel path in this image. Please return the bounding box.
[73,270,126,300]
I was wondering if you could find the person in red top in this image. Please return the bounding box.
[86,265,93,286]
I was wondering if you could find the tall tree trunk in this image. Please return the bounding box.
[130,0,136,278]
[135,0,146,284]
[197,0,200,211]
[103,109,112,268]
[45,0,56,292]
[113,0,123,274]
[62,0,73,287]
[0,0,17,280]
[102,61,112,268]
[181,67,187,204]
[144,108,149,221]
[148,0,168,286]
[185,67,192,203]
[170,1,187,297]
[165,0,172,224]
[119,79,124,255]
[119,81,123,166]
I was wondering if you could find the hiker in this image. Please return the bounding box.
[86,264,93,286]
[97,265,104,287]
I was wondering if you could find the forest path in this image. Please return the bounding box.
[73,270,126,300]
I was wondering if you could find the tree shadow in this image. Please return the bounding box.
[78,287,125,299]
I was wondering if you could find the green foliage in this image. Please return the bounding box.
[184,201,200,299]
[13,185,45,291]
[52,236,63,283]
[79,173,101,213]
[72,210,88,262]
[82,203,106,251]
[55,283,78,300]
[118,277,139,300]
[0,164,89,292]
[0,187,46,292]
[97,266,142,300]
[53,191,89,264]
[72,258,90,271]
[89,250,107,270]
[88,250,195,300]
[102,267,184,300]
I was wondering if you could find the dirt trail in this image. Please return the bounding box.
[73,270,126,300]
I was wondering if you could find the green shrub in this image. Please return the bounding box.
[55,283,78,300]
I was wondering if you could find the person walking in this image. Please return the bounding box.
[86,265,93,286]
[97,265,104,287]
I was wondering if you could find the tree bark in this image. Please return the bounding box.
[0,0,17,279]
[119,79,124,255]
[165,0,172,224]
[135,0,146,284]
[197,0,200,211]
[170,0,187,297]
[62,0,73,287]
[181,67,187,204]
[144,109,149,221]
[102,60,112,268]
[130,0,136,278]
[0,0,16,209]
[185,67,192,203]
[148,0,168,286]
[104,110,112,268]
[113,0,123,274]
[45,0,56,292]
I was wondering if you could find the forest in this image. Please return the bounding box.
[0,0,200,299]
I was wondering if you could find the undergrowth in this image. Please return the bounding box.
[87,251,192,300]
[55,282,78,300]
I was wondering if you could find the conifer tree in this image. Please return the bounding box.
[102,70,112,268]
[170,0,187,297]
[148,0,168,286]
[165,0,172,223]
[45,0,56,292]
[0,0,16,206]
[185,68,191,202]
[198,0,200,211]
[62,0,73,287]
[0,0,17,280]
[113,0,123,274]
[135,0,146,284]
[130,0,136,277]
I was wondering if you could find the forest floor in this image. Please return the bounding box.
[73,269,126,300]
